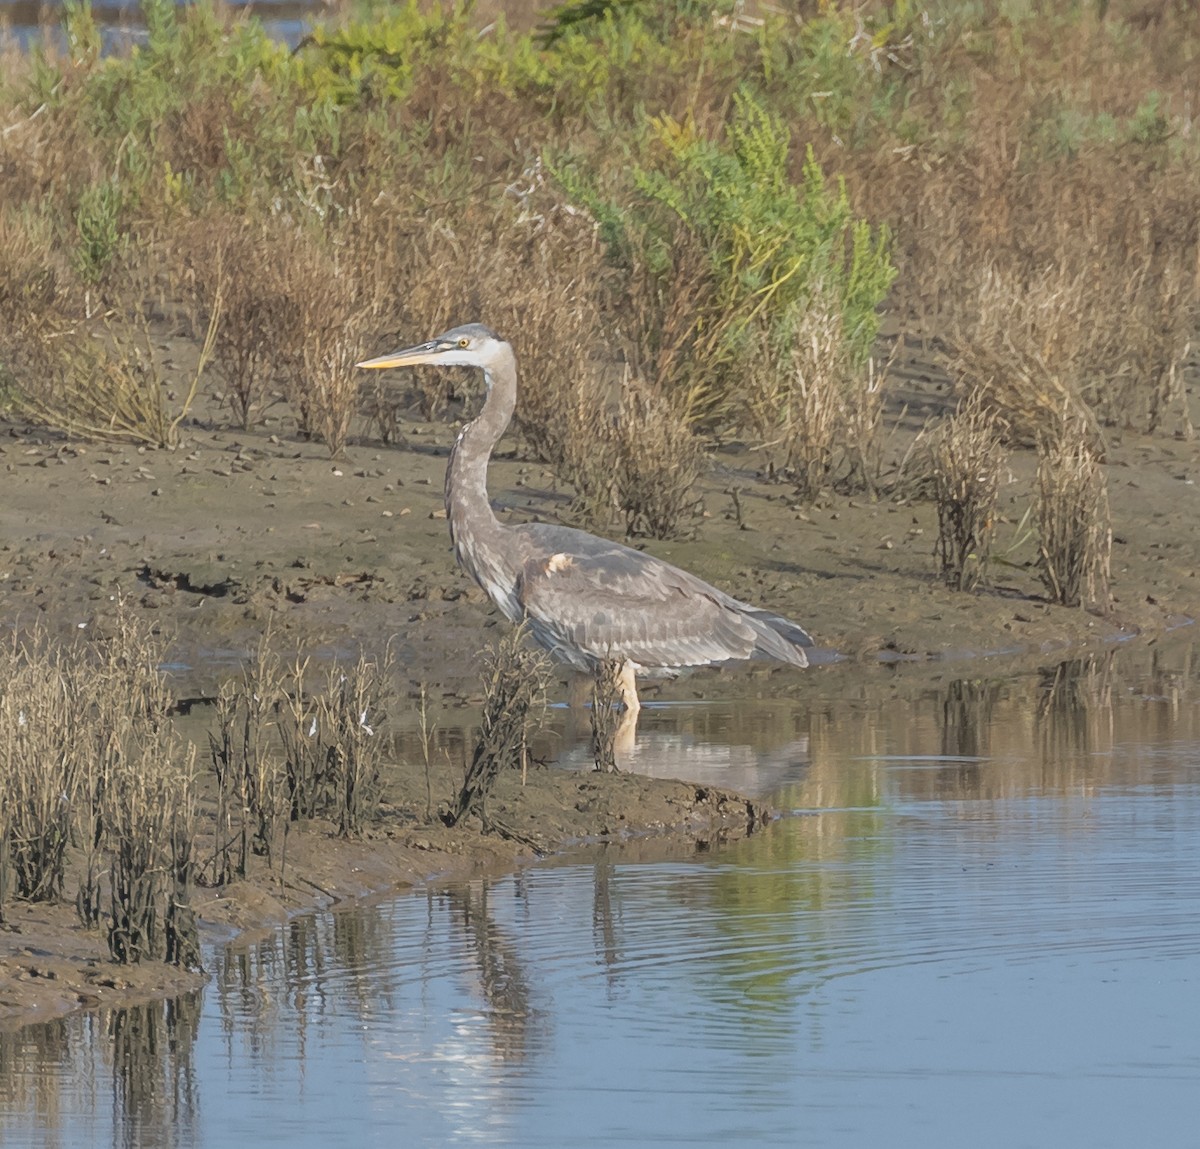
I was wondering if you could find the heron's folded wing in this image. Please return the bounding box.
[516,544,761,668]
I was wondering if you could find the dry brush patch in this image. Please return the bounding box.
[1035,420,1112,611]
[0,612,201,968]
[867,143,1200,446]
[928,396,1009,593]
[448,628,549,834]
[743,288,888,498]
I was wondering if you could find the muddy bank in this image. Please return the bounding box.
[1,381,1197,704]
[0,753,770,1030]
[1,358,1198,1029]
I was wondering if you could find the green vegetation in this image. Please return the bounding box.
[1,0,1197,531]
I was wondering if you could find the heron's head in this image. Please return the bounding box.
[356,323,508,372]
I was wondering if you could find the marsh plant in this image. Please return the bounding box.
[449,628,549,832]
[589,660,625,774]
[1036,422,1112,611]
[0,611,201,967]
[929,397,1009,592]
[273,646,395,837]
[207,638,289,882]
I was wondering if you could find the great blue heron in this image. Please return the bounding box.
[357,323,814,717]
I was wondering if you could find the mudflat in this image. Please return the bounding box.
[0,352,1197,1027]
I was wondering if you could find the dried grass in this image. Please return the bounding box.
[0,607,201,966]
[744,290,888,499]
[1036,419,1112,610]
[11,302,219,448]
[928,396,1008,592]
[447,628,549,832]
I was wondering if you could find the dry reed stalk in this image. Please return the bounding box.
[590,660,624,773]
[608,374,703,539]
[273,646,394,835]
[13,303,219,447]
[929,396,1008,592]
[207,636,289,881]
[1036,421,1112,610]
[448,628,549,831]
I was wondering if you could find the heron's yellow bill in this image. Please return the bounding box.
[356,346,434,370]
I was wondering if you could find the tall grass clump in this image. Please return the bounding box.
[103,730,199,968]
[207,638,289,882]
[448,628,549,832]
[181,215,303,430]
[275,646,395,837]
[85,608,200,967]
[0,609,201,967]
[1036,422,1112,611]
[929,397,1008,592]
[0,634,82,904]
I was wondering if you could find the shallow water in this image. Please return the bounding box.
[4,643,1200,1147]
[0,0,319,52]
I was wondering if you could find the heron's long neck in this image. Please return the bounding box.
[445,351,520,597]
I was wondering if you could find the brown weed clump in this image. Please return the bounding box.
[929,397,1008,592]
[1035,421,1112,611]
[274,646,395,837]
[0,609,201,967]
[448,628,549,832]
[180,215,305,430]
[606,375,703,539]
[871,142,1200,443]
[744,289,887,499]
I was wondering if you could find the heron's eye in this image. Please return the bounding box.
[457,338,470,348]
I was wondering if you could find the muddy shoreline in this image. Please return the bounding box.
[2,362,1199,1029]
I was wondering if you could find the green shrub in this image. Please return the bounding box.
[555,89,895,445]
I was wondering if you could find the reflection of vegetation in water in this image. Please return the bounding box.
[941,676,1002,763]
[0,1019,75,1140]
[442,883,539,1064]
[1036,652,1115,765]
[108,996,202,1149]
[696,768,889,1018]
[611,644,1200,1027]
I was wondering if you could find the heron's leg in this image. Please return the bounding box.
[616,661,641,718]
[613,662,640,758]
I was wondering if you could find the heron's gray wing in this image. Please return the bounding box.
[515,539,776,669]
